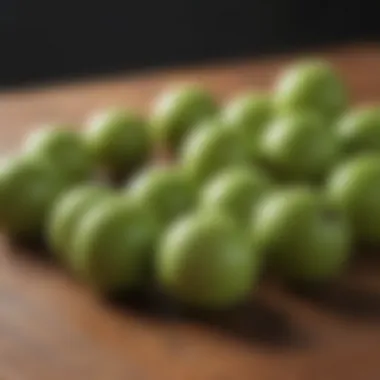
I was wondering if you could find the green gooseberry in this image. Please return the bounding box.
[326,153,380,245]
[156,211,260,309]
[25,126,93,182]
[0,156,70,238]
[200,166,273,226]
[259,112,339,182]
[275,60,347,121]
[336,106,380,155]
[86,108,152,177]
[251,187,351,282]
[223,92,273,160]
[151,84,218,152]
[71,196,158,293]
[128,164,196,228]
[180,122,250,185]
[47,184,112,264]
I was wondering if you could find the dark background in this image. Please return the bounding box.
[0,0,379,89]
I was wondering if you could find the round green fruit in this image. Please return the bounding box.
[326,154,380,244]
[336,106,380,155]
[223,92,272,159]
[180,123,249,184]
[251,187,351,282]
[156,211,259,309]
[128,165,196,228]
[0,157,69,238]
[259,113,339,182]
[275,60,347,120]
[47,184,112,263]
[25,126,93,182]
[86,108,151,176]
[200,166,273,226]
[71,196,158,292]
[151,85,218,151]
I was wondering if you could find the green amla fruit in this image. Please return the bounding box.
[156,211,260,309]
[86,108,152,177]
[275,60,347,121]
[151,84,218,152]
[200,166,273,226]
[259,112,339,182]
[0,156,70,239]
[25,126,93,182]
[180,122,250,185]
[251,187,351,283]
[71,196,158,293]
[336,106,380,155]
[47,184,112,264]
[223,92,273,160]
[326,153,380,244]
[128,164,196,228]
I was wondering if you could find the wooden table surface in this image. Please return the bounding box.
[1,43,380,380]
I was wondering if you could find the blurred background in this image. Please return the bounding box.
[0,0,379,89]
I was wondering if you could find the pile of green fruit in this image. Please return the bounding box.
[1,60,380,310]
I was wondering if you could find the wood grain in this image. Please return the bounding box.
[1,43,380,380]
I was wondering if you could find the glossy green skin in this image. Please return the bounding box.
[200,166,272,226]
[71,197,158,292]
[180,123,250,184]
[337,106,380,155]
[47,185,111,263]
[275,61,347,121]
[252,187,351,282]
[223,93,273,159]
[0,157,69,238]
[128,165,196,228]
[326,154,380,244]
[25,127,93,182]
[86,109,151,176]
[156,212,258,309]
[260,113,339,181]
[151,85,218,151]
